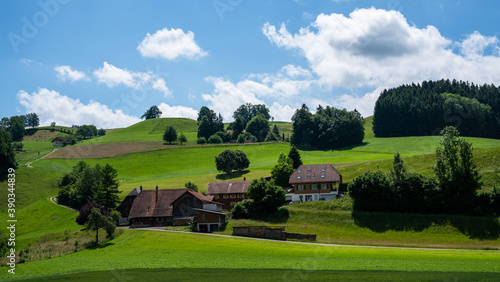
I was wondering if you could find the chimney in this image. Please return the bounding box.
[156,185,158,203]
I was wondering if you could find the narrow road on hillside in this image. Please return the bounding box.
[49,196,79,212]
[26,148,58,168]
[120,226,485,252]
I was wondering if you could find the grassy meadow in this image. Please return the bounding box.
[2,230,500,281]
[1,117,500,279]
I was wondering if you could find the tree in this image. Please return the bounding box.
[98,128,106,136]
[271,153,294,187]
[272,124,280,137]
[163,126,178,144]
[389,152,406,188]
[265,132,278,142]
[197,137,207,144]
[0,129,17,180]
[0,232,8,256]
[208,134,223,144]
[231,115,246,139]
[185,181,198,192]
[236,134,246,143]
[0,117,10,130]
[141,105,162,120]
[245,114,270,142]
[9,116,25,141]
[95,164,121,208]
[197,106,224,139]
[76,202,108,225]
[290,104,313,147]
[233,103,271,128]
[25,113,39,128]
[215,149,250,174]
[288,145,303,169]
[76,165,102,208]
[76,125,97,139]
[246,178,286,215]
[178,133,187,145]
[85,208,115,244]
[434,126,480,213]
[12,142,23,151]
[50,121,56,127]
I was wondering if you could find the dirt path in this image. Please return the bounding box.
[25,148,58,167]
[49,196,79,212]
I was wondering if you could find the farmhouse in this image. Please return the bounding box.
[206,180,252,210]
[287,164,342,202]
[51,137,69,146]
[194,202,226,232]
[115,187,141,220]
[128,186,220,227]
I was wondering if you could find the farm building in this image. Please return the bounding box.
[115,187,142,220]
[127,186,221,227]
[51,137,69,146]
[194,202,226,232]
[287,164,342,202]
[206,180,252,210]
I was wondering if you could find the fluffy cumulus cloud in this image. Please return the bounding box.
[260,8,500,116]
[157,103,198,120]
[17,88,140,128]
[202,76,303,122]
[137,28,208,60]
[54,65,90,82]
[93,62,171,97]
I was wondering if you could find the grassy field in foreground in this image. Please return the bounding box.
[14,268,500,281]
[2,230,500,280]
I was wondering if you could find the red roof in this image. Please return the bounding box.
[289,164,342,184]
[51,137,69,143]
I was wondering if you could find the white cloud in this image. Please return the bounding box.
[262,8,500,90]
[460,31,499,57]
[54,65,90,82]
[93,62,171,97]
[17,88,140,128]
[19,58,40,66]
[157,103,198,120]
[260,8,500,116]
[137,28,208,60]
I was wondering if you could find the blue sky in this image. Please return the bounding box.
[1,0,500,128]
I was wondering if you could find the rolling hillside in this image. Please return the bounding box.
[1,116,499,280]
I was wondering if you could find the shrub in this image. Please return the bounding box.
[197,137,207,144]
[231,200,252,219]
[236,134,246,143]
[208,134,223,144]
[265,132,278,142]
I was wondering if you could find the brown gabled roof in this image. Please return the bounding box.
[51,137,69,143]
[206,181,253,195]
[289,164,342,184]
[128,188,187,218]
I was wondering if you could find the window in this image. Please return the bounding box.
[237,194,242,198]
[321,175,325,178]
[297,176,301,179]
[223,194,228,199]
[230,202,236,206]
[201,214,205,220]
[214,195,218,199]
[231,194,235,198]
[307,175,311,179]
[321,168,325,172]
[298,185,305,190]
[321,184,328,189]
[298,170,302,173]
[331,183,338,191]
[307,169,311,172]
[311,184,318,190]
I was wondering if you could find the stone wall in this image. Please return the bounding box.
[233,226,316,241]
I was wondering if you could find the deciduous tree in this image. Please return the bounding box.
[141,105,162,120]
[163,126,178,144]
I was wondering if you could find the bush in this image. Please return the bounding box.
[236,134,246,143]
[215,131,232,143]
[231,200,252,219]
[208,134,223,144]
[264,132,278,142]
[197,137,207,144]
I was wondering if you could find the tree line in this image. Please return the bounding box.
[291,104,365,149]
[373,79,500,139]
[348,127,500,215]
[1,113,39,141]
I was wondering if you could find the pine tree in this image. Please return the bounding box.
[97,164,121,208]
[163,126,177,144]
[288,145,302,169]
